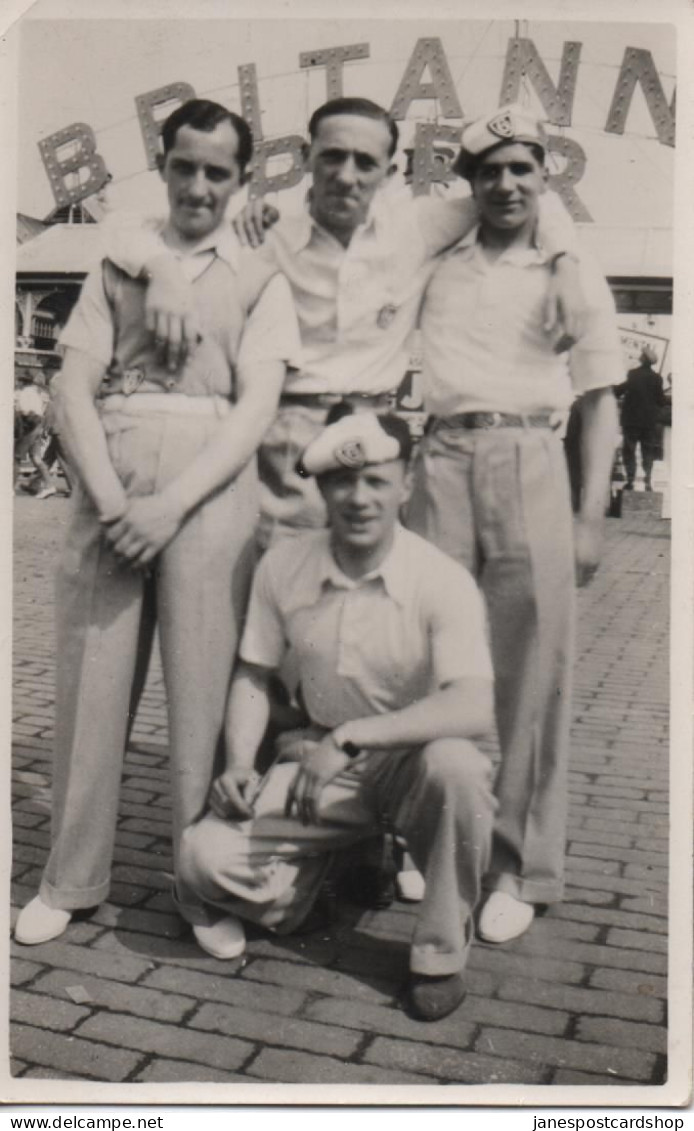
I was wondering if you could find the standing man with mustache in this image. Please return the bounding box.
[15,99,300,948]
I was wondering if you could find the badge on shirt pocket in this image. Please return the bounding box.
[377,304,398,330]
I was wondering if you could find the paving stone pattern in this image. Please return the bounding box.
[11,493,670,1087]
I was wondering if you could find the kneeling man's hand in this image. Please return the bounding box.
[209,767,255,821]
[285,735,350,827]
[275,725,329,764]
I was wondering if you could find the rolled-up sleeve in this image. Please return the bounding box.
[237,272,302,370]
[569,254,625,394]
[239,554,287,670]
[58,264,114,367]
[428,562,494,686]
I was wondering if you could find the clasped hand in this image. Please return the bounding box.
[102,493,185,568]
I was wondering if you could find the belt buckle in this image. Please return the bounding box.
[489,412,504,429]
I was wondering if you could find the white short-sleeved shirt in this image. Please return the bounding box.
[420,227,624,417]
[61,221,301,373]
[240,523,494,728]
[104,191,577,398]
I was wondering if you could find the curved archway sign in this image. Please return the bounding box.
[37,35,675,221]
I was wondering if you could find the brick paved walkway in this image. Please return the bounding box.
[10,493,669,1088]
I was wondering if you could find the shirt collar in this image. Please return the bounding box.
[450,223,549,266]
[317,524,409,606]
[284,191,385,253]
[160,220,241,271]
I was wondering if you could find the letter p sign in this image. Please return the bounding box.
[39,122,109,207]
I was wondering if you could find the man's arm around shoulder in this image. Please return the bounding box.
[106,273,299,568]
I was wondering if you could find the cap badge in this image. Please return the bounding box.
[335,438,366,469]
[488,110,516,140]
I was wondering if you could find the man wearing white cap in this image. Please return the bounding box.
[406,104,622,944]
[178,410,497,1022]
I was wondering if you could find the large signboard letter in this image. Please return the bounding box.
[409,121,462,196]
[136,82,197,170]
[299,44,370,99]
[248,136,306,199]
[238,64,263,140]
[390,38,462,120]
[500,38,581,126]
[546,135,592,222]
[605,47,675,148]
[38,123,110,208]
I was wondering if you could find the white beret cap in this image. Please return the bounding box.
[455,103,547,178]
[297,412,402,478]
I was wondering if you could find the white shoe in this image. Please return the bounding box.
[396,869,426,902]
[14,896,72,945]
[478,891,534,943]
[193,915,246,959]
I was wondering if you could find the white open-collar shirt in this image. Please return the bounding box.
[420,226,624,417]
[239,524,493,729]
[105,188,579,399]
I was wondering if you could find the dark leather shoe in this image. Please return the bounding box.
[404,971,466,1022]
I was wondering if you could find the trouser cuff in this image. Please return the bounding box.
[39,876,110,911]
[409,918,473,976]
[484,872,564,904]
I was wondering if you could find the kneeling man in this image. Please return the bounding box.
[180,411,497,1022]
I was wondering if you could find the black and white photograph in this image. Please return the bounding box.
[5,0,691,1110]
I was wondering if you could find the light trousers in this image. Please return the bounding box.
[180,739,496,975]
[40,406,258,914]
[406,424,575,904]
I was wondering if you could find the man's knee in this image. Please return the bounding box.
[179,816,235,896]
[420,738,493,796]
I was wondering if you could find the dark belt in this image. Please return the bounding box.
[280,391,394,410]
[435,411,558,431]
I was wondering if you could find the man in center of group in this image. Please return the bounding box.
[105,96,588,549]
[178,411,497,1023]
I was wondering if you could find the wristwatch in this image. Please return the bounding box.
[337,738,362,760]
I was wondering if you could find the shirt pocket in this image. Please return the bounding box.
[338,253,400,342]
